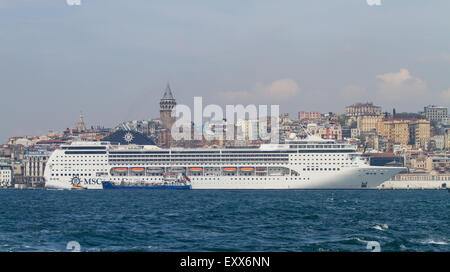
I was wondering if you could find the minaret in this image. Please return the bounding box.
[159,82,177,146]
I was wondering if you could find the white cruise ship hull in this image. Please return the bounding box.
[190,167,404,189]
[44,139,405,190]
[45,166,404,190]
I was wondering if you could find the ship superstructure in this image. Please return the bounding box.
[44,136,405,190]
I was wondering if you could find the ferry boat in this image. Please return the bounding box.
[44,136,405,190]
[101,181,191,190]
[102,173,191,190]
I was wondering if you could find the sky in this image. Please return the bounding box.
[1,0,449,143]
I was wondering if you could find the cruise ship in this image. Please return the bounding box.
[44,135,405,190]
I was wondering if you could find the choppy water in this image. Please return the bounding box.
[0,190,449,252]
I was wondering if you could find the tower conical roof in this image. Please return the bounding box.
[162,82,174,100]
[76,112,87,132]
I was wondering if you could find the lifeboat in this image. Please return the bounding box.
[223,167,237,171]
[240,167,254,171]
[114,167,128,172]
[131,167,145,172]
[189,167,203,171]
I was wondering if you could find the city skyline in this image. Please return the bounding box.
[2,1,450,257]
[1,0,450,143]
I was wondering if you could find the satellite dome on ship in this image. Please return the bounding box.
[101,130,155,145]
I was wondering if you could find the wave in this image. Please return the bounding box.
[421,239,448,245]
[372,224,389,231]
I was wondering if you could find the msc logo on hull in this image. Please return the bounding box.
[70,177,102,186]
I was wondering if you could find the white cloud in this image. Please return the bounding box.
[376,68,430,101]
[377,68,412,85]
[263,78,300,98]
[219,78,301,103]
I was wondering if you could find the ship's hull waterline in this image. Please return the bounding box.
[45,165,404,190]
